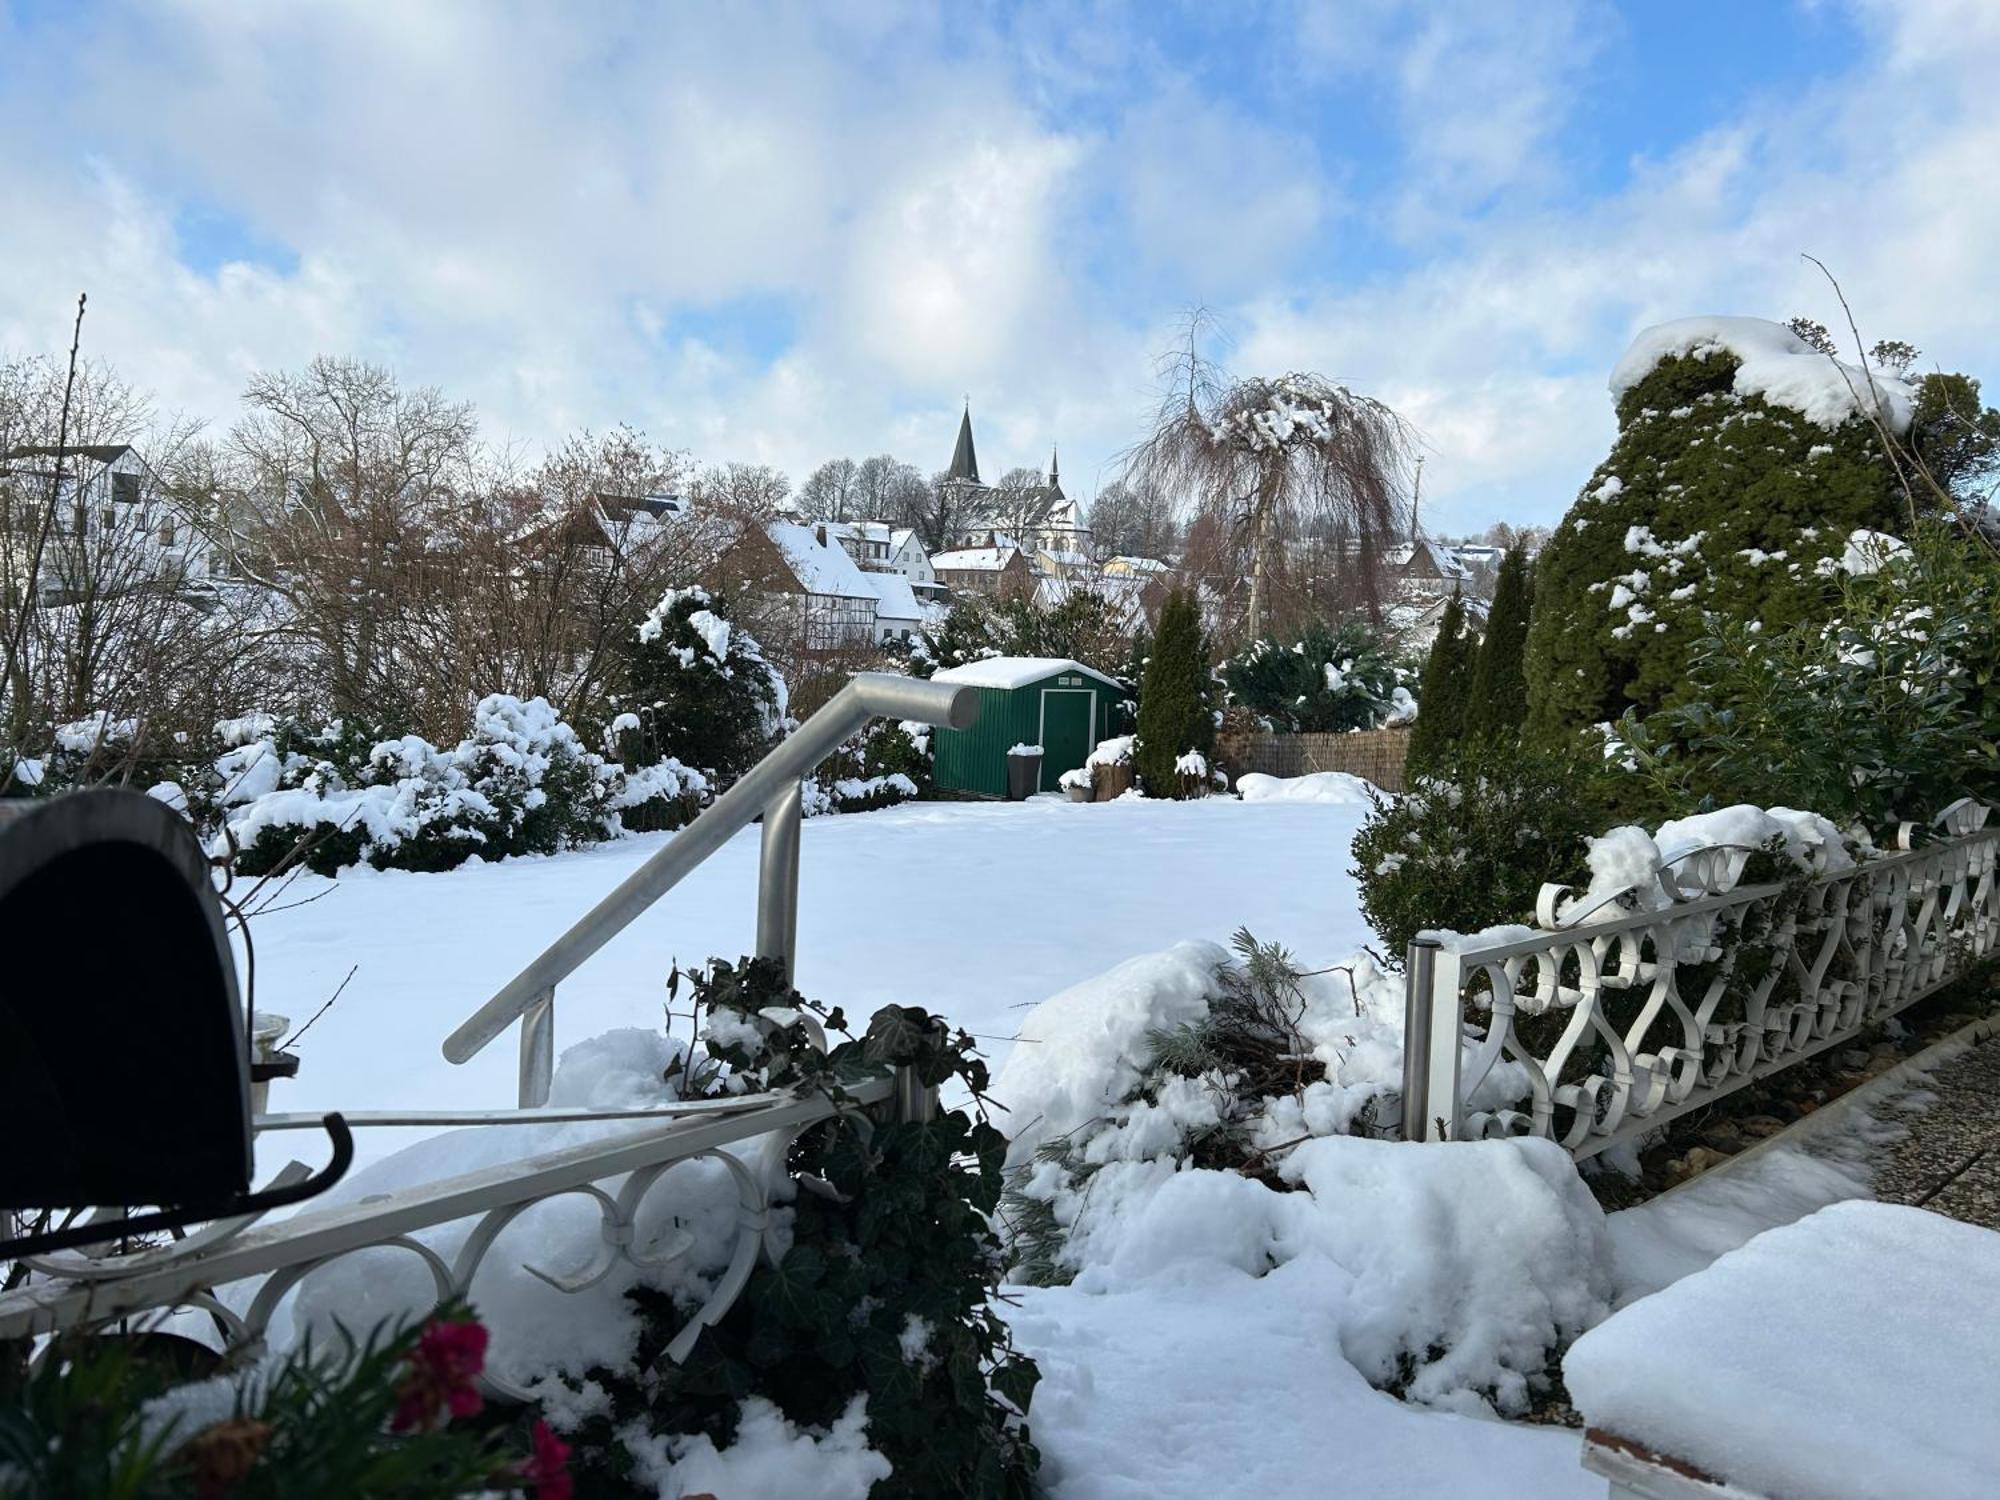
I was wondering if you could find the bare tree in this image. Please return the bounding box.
[3,318,274,780]
[855,454,929,530]
[216,356,484,733]
[798,457,860,521]
[691,461,790,516]
[1121,319,1414,639]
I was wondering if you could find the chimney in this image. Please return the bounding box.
[815,523,827,546]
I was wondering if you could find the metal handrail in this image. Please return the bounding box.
[441,672,980,1105]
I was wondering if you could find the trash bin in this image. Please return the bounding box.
[1005,743,1043,800]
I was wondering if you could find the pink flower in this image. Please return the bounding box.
[390,1316,489,1433]
[519,1420,573,1500]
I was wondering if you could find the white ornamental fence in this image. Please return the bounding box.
[0,1081,895,1395]
[1399,799,2000,1158]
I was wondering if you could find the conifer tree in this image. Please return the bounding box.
[617,587,784,783]
[1524,318,1919,736]
[1466,550,1532,740]
[1134,586,1213,797]
[1407,594,1473,771]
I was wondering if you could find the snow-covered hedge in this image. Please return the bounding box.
[803,718,932,817]
[993,936,1604,1415]
[205,696,708,876]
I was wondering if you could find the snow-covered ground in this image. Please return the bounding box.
[248,794,1373,1171]
[235,791,1891,1499]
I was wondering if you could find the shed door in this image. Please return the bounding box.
[1038,688,1095,791]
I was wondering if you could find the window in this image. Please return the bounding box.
[111,471,140,506]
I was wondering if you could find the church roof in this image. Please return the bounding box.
[947,404,981,485]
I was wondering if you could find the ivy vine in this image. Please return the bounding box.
[562,956,1041,1499]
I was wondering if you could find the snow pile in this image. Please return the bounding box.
[1008,742,1043,757]
[1609,316,1915,433]
[1236,771,1376,805]
[1384,684,1418,724]
[993,942,1585,1411]
[1566,1201,2000,1500]
[622,1396,890,1499]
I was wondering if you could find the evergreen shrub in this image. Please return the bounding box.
[1133,587,1213,797]
[1525,330,1915,735]
[1350,738,1612,959]
[561,958,1042,1499]
[1405,595,1474,772]
[616,587,786,784]
[1221,621,1401,732]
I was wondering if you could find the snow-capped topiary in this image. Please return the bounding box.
[1526,315,1927,734]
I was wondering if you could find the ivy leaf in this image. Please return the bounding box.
[991,1355,1041,1414]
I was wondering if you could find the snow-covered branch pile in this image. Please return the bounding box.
[992,936,1588,1415]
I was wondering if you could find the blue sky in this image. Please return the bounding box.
[1,0,1993,532]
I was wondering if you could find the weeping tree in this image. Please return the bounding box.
[1122,324,1415,642]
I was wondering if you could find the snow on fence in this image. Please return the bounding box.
[1399,800,2000,1159]
[1222,727,1410,793]
[0,1079,896,1382]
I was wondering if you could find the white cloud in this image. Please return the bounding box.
[0,0,1995,537]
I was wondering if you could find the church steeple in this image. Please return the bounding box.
[1046,444,1063,500]
[947,402,981,485]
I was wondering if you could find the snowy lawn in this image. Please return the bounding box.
[248,794,1373,1170]
[233,790,1876,1499]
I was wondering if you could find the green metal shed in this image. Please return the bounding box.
[929,657,1124,797]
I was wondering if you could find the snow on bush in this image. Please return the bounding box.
[1555,802,1853,927]
[1221,621,1405,733]
[213,696,708,875]
[1609,316,1916,433]
[618,586,787,785]
[991,938,1603,1414]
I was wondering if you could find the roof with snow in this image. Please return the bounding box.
[1609,316,1915,433]
[767,520,877,599]
[1106,555,1170,573]
[861,570,922,622]
[932,546,1023,570]
[932,656,1124,691]
[1386,539,1471,580]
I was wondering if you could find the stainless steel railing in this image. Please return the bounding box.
[441,672,980,1105]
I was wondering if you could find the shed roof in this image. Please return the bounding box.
[932,656,1123,691]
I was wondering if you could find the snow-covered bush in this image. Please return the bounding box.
[615,586,786,786]
[994,936,1605,1415]
[217,696,707,876]
[1616,522,2000,834]
[1526,316,1928,734]
[802,717,931,816]
[1221,621,1401,732]
[1349,738,1612,958]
